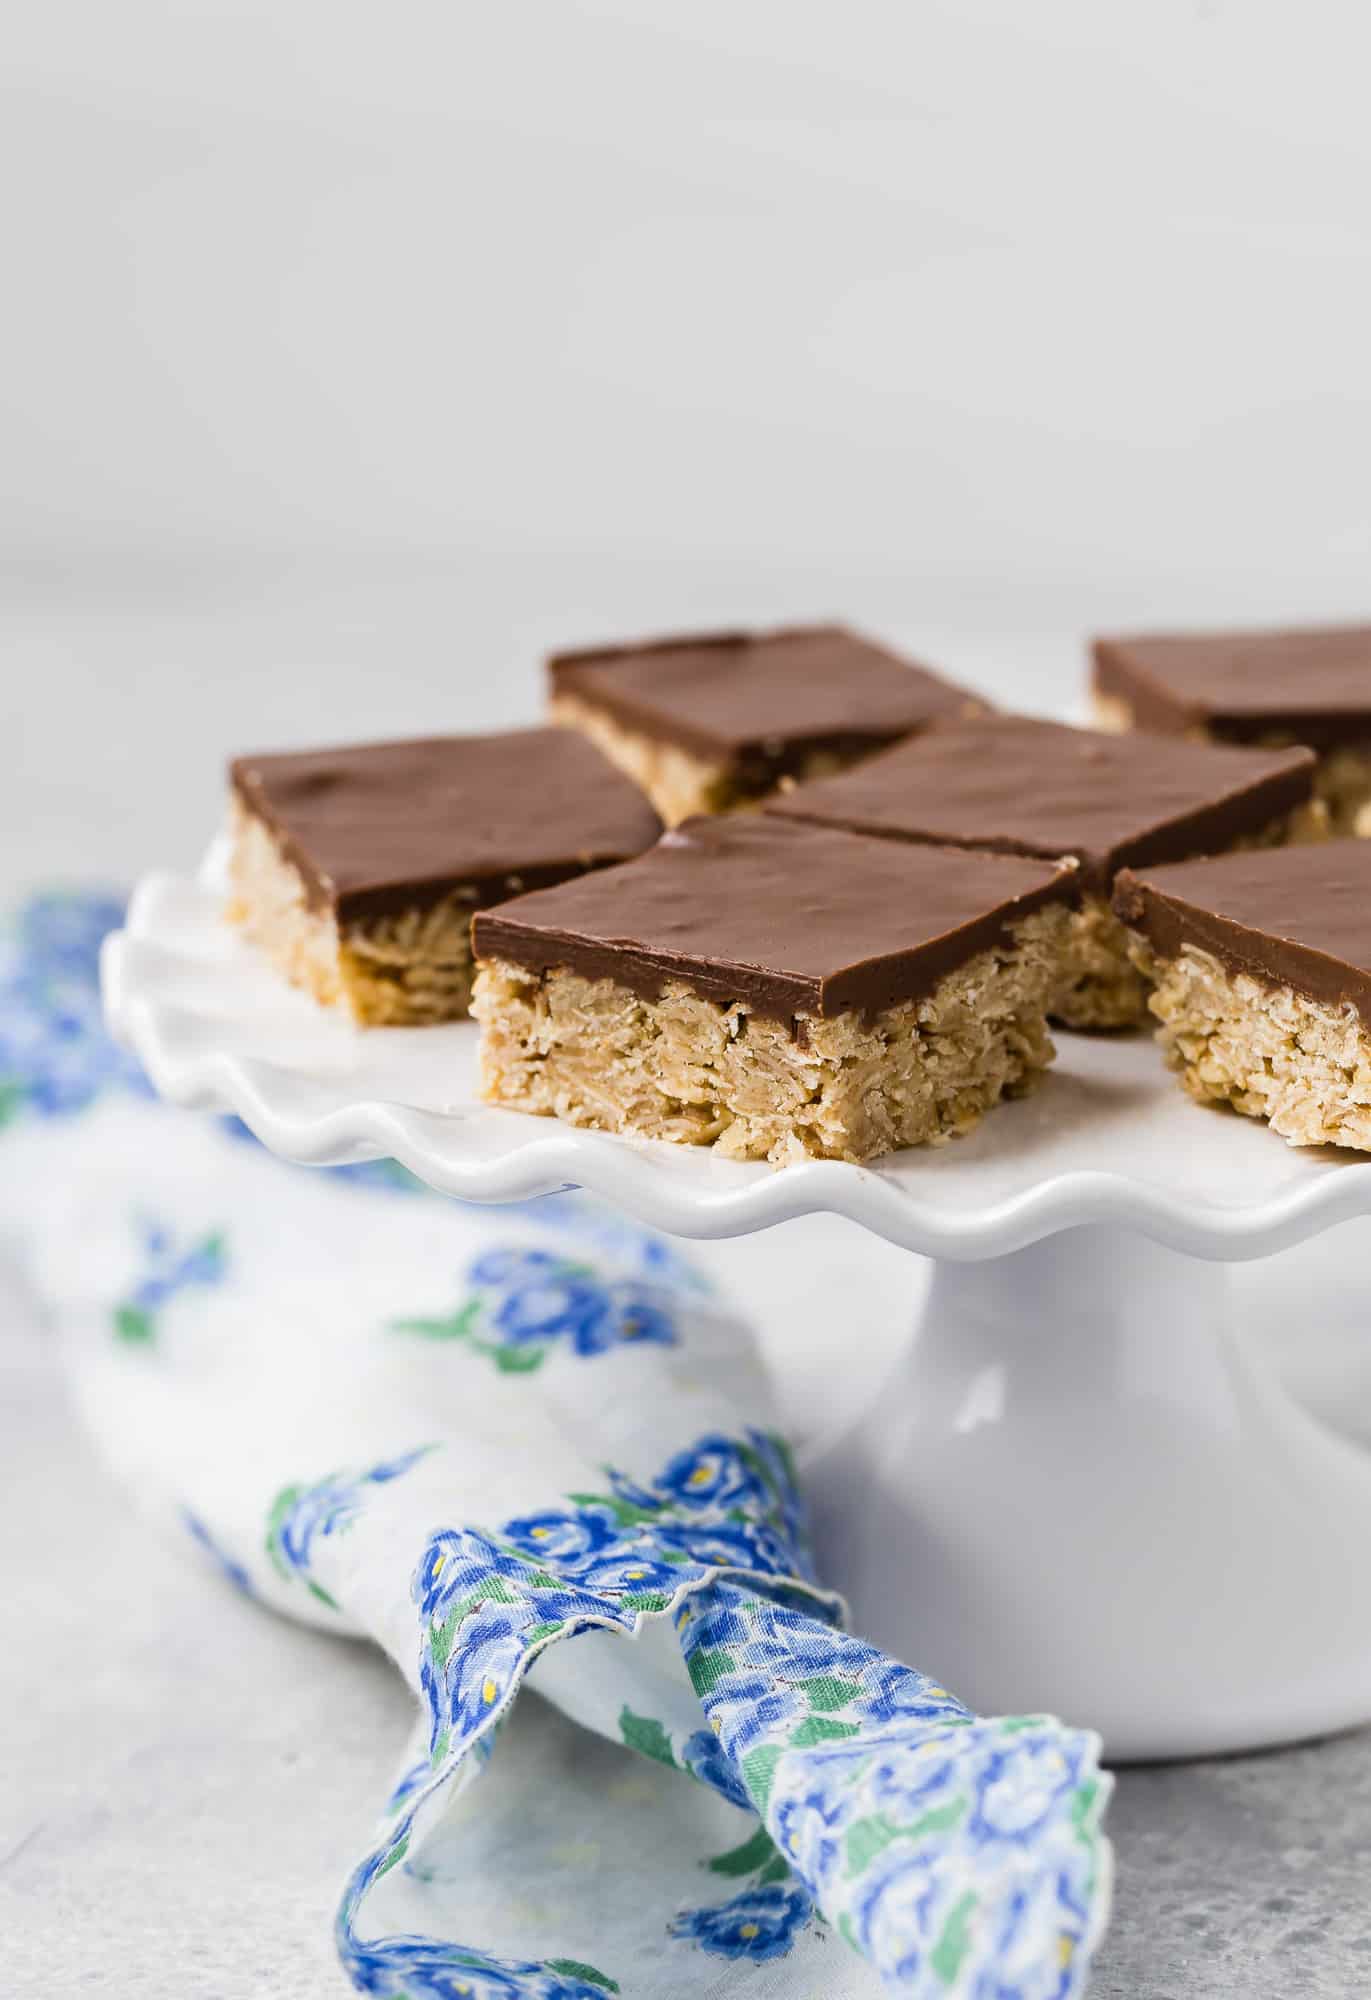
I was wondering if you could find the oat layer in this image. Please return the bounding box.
[1128,938,1371,1151]
[472,906,1070,1166]
[1052,896,1152,1030]
[226,804,477,1025]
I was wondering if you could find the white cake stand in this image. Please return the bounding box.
[103,855,1371,1760]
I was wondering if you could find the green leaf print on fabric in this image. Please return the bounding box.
[546,1961,619,1993]
[391,1300,482,1343]
[111,1219,226,1347]
[706,1826,777,1879]
[617,1706,677,1769]
[112,1304,155,1345]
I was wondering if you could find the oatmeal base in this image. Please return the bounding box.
[472,906,1070,1165]
[225,803,477,1026]
[1126,937,1371,1152]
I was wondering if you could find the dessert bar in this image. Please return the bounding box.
[547,624,981,824]
[766,714,1321,1029]
[1093,624,1371,835]
[471,815,1075,1165]
[1115,844,1371,1151]
[227,730,661,1025]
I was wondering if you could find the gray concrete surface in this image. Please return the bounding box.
[1097,1737,1371,1999]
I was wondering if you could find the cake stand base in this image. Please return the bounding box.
[803,1224,1371,1762]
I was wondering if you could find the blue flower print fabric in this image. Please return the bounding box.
[0,893,1113,2000]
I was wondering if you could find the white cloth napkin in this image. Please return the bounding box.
[0,893,1112,1998]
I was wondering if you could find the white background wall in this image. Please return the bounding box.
[6,2,1371,882]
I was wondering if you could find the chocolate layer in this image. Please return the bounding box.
[473,814,1073,1023]
[1114,845,1371,1028]
[765,715,1314,893]
[1093,626,1371,749]
[230,729,662,924]
[547,624,980,764]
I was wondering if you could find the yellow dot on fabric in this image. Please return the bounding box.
[740,1923,759,1940]
[625,1568,645,1580]
[1058,1937,1074,1968]
[530,1527,550,1540]
[688,1466,712,1487]
[712,1714,723,1734]
[432,1554,446,1575]
[482,1677,498,1704]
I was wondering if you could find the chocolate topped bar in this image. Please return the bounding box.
[1114,845,1371,1029]
[473,814,1073,1023]
[230,729,662,925]
[547,624,983,824]
[765,715,1316,893]
[1116,844,1371,1151]
[548,625,974,759]
[1093,625,1371,750]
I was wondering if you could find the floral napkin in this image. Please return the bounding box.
[0,894,1113,1998]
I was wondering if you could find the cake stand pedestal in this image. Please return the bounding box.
[804,1224,1371,1759]
[104,858,1371,1758]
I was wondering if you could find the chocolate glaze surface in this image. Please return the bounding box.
[230,729,662,923]
[1093,626,1371,748]
[1114,845,1371,1028]
[473,814,1073,1022]
[765,715,1314,892]
[547,624,979,762]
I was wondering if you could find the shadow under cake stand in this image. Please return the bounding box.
[103,855,1371,1761]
